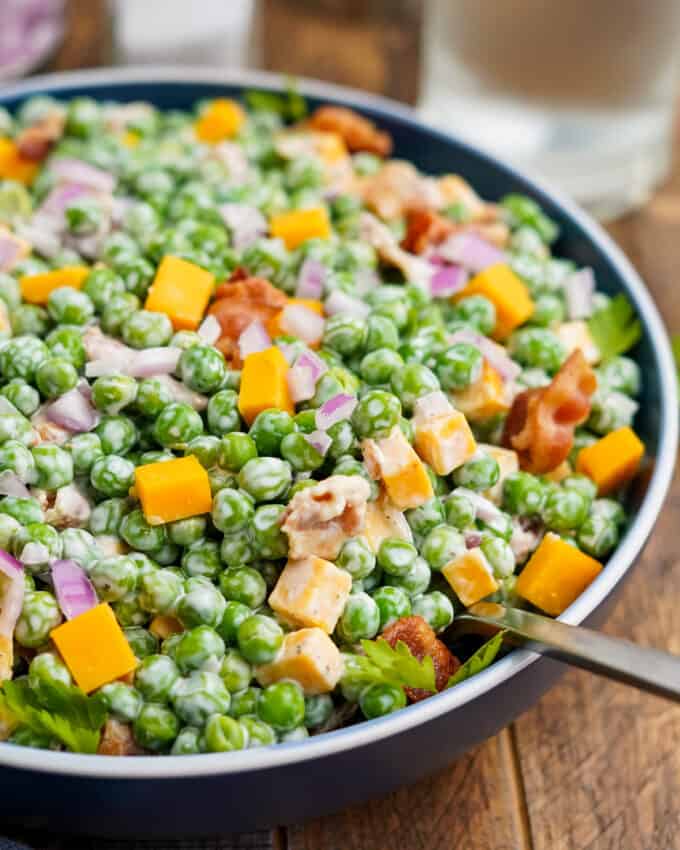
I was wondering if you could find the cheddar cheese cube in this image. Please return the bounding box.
[135,455,212,525]
[238,345,293,425]
[269,556,352,634]
[0,138,39,185]
[363,492,413,553]
[362,425,434,510]
[266,297,324,339]
[145,255,215,331]
[442,549,499,607]
[478,443,519,505]
[455,263,534,340]
[51,603,138,693]
[452,362,511,422]
[515,532,602,616]
[20,266,89,305]
[195,98,245,142]
[555,320,601,365]
[270,207,331,250]
[576,426,644,495]
[414,407,477,475]
[149,615,184,640]
[255,627,344,694]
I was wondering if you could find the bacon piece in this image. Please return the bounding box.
[97,718,146,756]
[402,209,456,254]
[382,615,460,703]
[502,350,597,474]
[16,110,65,161]
[308,105,392,157]
[208,276,287,364]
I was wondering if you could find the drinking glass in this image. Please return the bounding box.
[418,0,680,219]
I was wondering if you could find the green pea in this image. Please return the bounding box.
[13,522,62,572]
[114,255,155,299]
[28,652,72,703]
[204,714,247,752]
[219,567,267,609]
[238,457,291,503]
[421,524,466,570]
[436,343,484,392]
[359,349,404,385]
[542,488,589,532]
[587,389,638,435]
[174,624,226,673]
[89,454,135,496]
[47,286,94,325]
[82,267,126,311]
[240,715,277,747]
[181,539,222,579]
[452,452,500,492]
[352,389,401,439]
[248,409,295,457]
[385,555,431,597]
[503,472,546,516]
[179,345,226,394]
[217,600,253,645]
[0,379,40,417]
[90,555,138,602]
[138,568,184,616]
[229,686,260,718]
[389,363,439,414]
[135,377,174,418]
[34,357,77,399]
[32,445,74,490]
[0,413,33,447]
[133,703,179,752]
[597,356,640,397]
[121,310,173,349]
[167,516,207,547]
[172,671,231,726]
[92,375,138,415]
[257,680,305,732]
[0,336,48,382]
[153,402,204,449]
[176,579,227,630]
[412,591,454,632]
[98,681,143,723]
[220,432,258,472]
[184,435,221,469]
[237,613,283,665]
[322,314,366,356]
[364,314,399,352]
[0,440,36,483]
[251,503,288,559]
[0,496,43,525]
[577,514,619,558]
[11,304,48,337]
[337,591,380,642]
[123,627,159,660]
[219,649,253,693]
[171,726,204,754]
[359,682,406,719]
[371,585,411,629]
[454,295,496,335]
[377,538,418,577]
[0,514,20,549]
[592,498,626,526]
[480,533,516,579]
[88,497,129,536]
[96,415,138,455]
[15,591,62,648]
[562,474,597,503]
[280,431,324,472]
[511,328,565,374]
[406,499,445,538]
[220,531,255,568]
[120,509,166,553]
[304,694,334,729]
[60,528,100,570]
[337,537,376,580]
[100,292,140,335]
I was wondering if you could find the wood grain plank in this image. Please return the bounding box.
[288,730,530,850]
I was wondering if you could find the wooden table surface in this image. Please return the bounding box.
[10,2,680,848]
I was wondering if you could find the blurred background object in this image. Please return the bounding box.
[4,0,680,220]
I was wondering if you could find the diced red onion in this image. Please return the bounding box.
[0,549,24,649]
[15,215,62,259]
[197,314,221,346]
[0,232,22,272]
[51,559,97,620]
[76,377,93,401]
[39,182,92,218]
[277,342,299,365]
[155,375,208,412]
[239,320,271,360]
[353,268,381,296]
[455,487,503,524]
[20,542,50,566]
[126,347,182,379]
[315,393,358,431]
[324,289,370,320]
[287,349,327,403]
[46,388,99,433]
[85,357,131,378]
[110,196,135,227]
[50,158,116,194]
[0,471,30,498]
[295,258,326,299]
[564,267,595,320]
[279,304,325,345]
[449,329,521,382]
[429,263,469,298]
[303,430,332,457]
[219,203,267,251]
[464,530,483,549]
[437,232,505,272]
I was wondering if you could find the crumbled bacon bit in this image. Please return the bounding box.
[308,105,392,157]
[16,110,65,161]
[97,718,146,756]
[402,209,456,254]
[502,350,597,474]
[382,615,460,703]
[208,276,287,365]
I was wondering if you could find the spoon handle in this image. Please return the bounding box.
[454,604,680,702]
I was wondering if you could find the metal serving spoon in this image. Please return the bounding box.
[449,602,680,702]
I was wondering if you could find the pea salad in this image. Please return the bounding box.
[0,89,644,755]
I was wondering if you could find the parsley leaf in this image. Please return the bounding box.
[447,631,506,688]
[0,679,107,754]
[588,294,641,360]
[342,639,436,693]
[671,335,680,392]
[245,79,308,122]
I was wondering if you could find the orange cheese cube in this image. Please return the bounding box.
[145,255,215,331]
[195,98,245,142]
[266,297,324,339]
[20,266,89,305]
[121,130,140,148]
[135,455,212,525]
[270,207,331,250]
[455,263,534,340]
[238,345,293,424]
[269,556,352,634]
[515,532,603,616]
[363,426,434,510]
[363,492,413,553]
[452,362,511,422]
[255,628,343,694]
[576,427,645,495]
[442,549,499,607]
[51,603,138,693]
[312,131,349,164]
[414,409,477,475]
[149,615,184,640]
[0,138,39,185]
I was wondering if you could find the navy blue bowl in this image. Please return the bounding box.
[0,68,676,838]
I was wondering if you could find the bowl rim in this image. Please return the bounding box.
[0,65,676,779]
